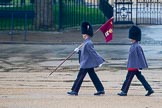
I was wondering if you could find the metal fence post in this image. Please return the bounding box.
[136,0,138,25]
[9,12,14,41]
[24,13,27,41]
[58,0,63,31]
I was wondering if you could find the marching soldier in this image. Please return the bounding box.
[117,25,154,96]
[67,21,105,96]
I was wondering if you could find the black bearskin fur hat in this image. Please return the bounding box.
[129,25,141,41]
[81,21,93,37]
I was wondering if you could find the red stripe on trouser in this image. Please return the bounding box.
[73,74,84,92]
[124,72,134,93]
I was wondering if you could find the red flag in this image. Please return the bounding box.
[100,17,113,43]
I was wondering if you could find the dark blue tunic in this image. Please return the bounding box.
[79,38,104,69]
[127,42,148,69]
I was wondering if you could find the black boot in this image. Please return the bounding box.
[145,90,154,96]
[117,91,127,96]
[94,91,105,96]
[67,91,78,96]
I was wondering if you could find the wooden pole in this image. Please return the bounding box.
[48,28,101,77]
[48,43,83,77]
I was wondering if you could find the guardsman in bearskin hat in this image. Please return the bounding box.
[117,25,154,96]
[67,21,105,96]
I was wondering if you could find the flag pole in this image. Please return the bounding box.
[48,51,76,77]
[94,17,113,34]
[94,27,101,34]
[48,25,105,77]
[48,43,83,77]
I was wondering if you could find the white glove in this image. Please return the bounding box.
[74,48,79,53]
[99,64,103,67]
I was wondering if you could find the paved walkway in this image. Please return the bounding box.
[0,25,162,69]
[0,25,162,108]
[1,25,162,45]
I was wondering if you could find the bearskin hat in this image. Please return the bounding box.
[129,25,141,41]
[81,21,93,37]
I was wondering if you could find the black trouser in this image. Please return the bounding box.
[121,70,152,93]
[71,68,104,93]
